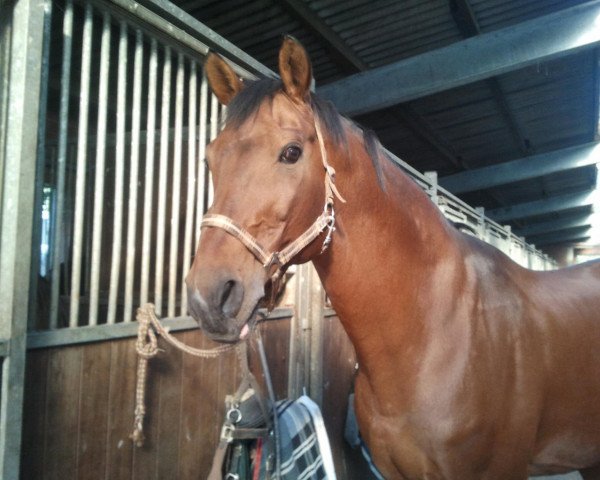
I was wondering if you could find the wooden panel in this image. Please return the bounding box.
[177,330,210,480]
[22,318,292,479]
[250,317,291,400]
[155,337,183,479]
[21,349,49,479]
[21,314,377,478]
[105,339,138,479]
[77,342,111,479]
[321,315,375,479]
[44,346,82,479]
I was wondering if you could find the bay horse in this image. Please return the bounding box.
[185,37,600,479]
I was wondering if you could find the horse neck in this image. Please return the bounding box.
[311,125,462,375]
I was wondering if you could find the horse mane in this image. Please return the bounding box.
[225,77,386,189]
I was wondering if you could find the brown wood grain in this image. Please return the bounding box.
[76,342,111,480]
[21,315,370,479]
[155,336,183,479]
[21,349,49,480]
[44,346,82,479]
[177,330,208,480]
[105,339,137,480]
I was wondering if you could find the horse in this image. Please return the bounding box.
[185,36,600,479]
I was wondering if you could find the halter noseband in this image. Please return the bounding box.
[200,116,345,311]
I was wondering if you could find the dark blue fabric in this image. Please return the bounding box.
[260,399,327,479]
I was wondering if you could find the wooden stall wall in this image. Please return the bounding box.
[21,316,291,479]
[22,312,374,479]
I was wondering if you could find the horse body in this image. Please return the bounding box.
[305,117,600,479]
[186,37,600,479]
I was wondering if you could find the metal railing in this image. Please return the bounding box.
[31,0,254,330]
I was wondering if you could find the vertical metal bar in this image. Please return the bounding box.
[69,2,93,328]
[89,12,112,326]
[124,29,144,322]
[63,143,75,291]
[181,61,197,315]
[168,52,184,318]
[28,0,53,331]
[50,0,74,329]
[107,21,128,325]
[84,142,93,294]
[195,72,208,248]
[140,39,158,306]
[154,46,172,316]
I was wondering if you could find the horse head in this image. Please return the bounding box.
[186,37,339,343]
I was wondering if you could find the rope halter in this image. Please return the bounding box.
[200,115,345,311]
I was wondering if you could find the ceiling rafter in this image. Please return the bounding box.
[451,0,531,156]
[441,142,600,194]
[318,2,600,116]
[514,212,594,238]
[488,189,597,223]
[529,227,592,247]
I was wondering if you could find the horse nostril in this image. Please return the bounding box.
[219,279,244,318]
[220,280,234,308]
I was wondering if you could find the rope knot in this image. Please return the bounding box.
[135,304,160,359]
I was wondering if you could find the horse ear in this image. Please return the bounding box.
[279,36,313,103]
[204,52,243,106]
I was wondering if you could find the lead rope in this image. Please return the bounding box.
[130,303,236,447]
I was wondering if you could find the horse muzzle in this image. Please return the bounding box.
[185,271,262,343]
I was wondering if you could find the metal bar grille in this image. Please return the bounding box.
[140,38,158,308]
[69,2,93,328]
[31,0,233,330]
[89,11,111,327]
[123,29,144,323]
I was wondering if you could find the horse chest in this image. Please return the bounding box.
[353,357,523,479]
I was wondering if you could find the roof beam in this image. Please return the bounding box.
[450,0,531,155]
[514,212,596,237]
[529,227,592,247]
[318,1,600,115]
[488,189,597,222]
[440,142,600,193]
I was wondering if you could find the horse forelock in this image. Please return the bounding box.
[224,76,386,189]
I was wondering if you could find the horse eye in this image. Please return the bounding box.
[280,145,302,164]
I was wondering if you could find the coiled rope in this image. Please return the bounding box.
[130,303,236,447]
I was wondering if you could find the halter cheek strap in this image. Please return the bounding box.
[200,116,344,311]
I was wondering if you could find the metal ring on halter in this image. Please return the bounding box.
[263,252,283,272]
[226,407,243,424]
